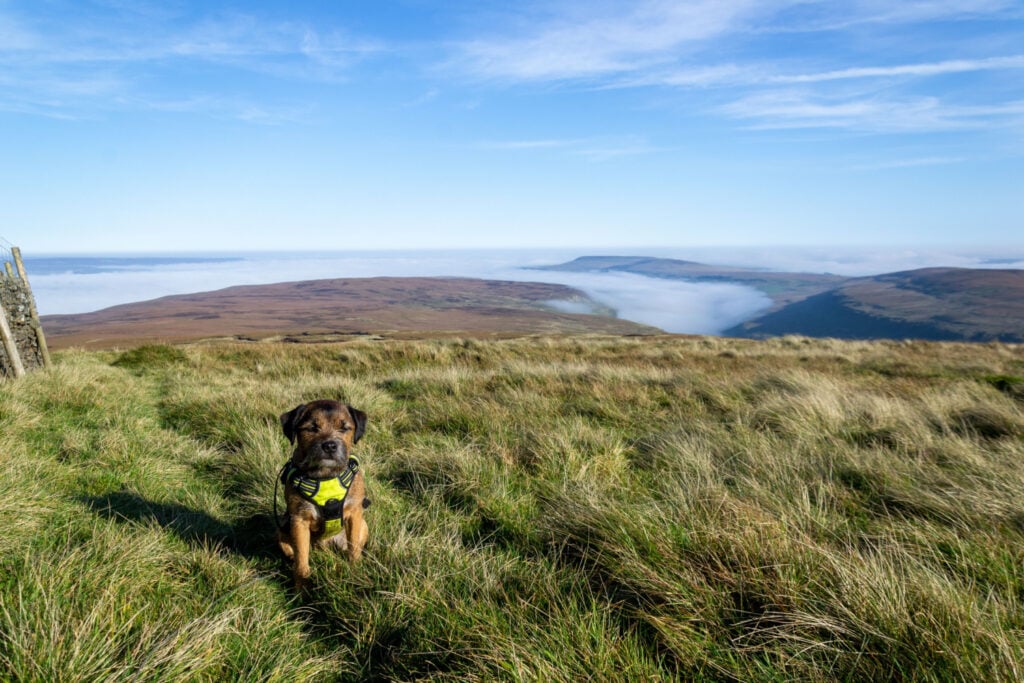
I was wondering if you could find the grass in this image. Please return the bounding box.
[1,334,1022,681]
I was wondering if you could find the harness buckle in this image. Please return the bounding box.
[323,498,344,519]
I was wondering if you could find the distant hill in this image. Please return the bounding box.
[728,268,1024,342]
[41,276,658,348]
[540,257,1024,343]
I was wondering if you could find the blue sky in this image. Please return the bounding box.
[1,0,1022,254]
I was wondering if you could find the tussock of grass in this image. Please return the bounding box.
[1,335,1022,680]
[111,343,188,373]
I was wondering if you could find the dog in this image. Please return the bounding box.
[277,400,369,590]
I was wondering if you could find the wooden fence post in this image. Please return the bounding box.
[3,262,13,279]
[11,247,51,368]
[0,300,25,379]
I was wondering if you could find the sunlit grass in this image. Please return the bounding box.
[1,335,1022,680]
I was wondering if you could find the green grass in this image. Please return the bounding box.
[1,335,1023,681]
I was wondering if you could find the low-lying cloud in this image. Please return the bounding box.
[657,245,1024,276]
[528,270,771,334]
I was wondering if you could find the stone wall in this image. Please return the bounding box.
[1,270,45,377]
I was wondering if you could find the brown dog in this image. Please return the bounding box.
[277,400,369,590]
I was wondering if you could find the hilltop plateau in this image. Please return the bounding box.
[40,276,656,349]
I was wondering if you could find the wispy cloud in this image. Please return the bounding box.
[4,10,382,72]
[455,0,771,82]
[453,1,1022,84]
[129,94,314,125]
[477,136,660,161]
[448,1,1024,136]
[628,55,1024,89]
[478,139,580,150]
[0,5,383,119]
[848,156,967,171]
[165,15,383,77]
[811,0,1022,29]
[769,55,1024,84]
[4,0,1022,139]
[721,92,1024,132]
[401,88,440,108]
[0,13,38,50]
[741,0,1023,36]
[571,139,660,162]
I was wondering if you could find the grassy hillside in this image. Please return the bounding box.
[1,335,1023,681]
[732,269,1024,343]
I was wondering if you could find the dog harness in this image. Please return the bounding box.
[280,458,359,538]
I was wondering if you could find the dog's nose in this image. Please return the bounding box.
[320,440,339,454]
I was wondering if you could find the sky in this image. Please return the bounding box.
[1,0,1022,254]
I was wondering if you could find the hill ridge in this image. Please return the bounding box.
[541,256,1024,342]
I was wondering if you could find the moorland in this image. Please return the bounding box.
[39,277,654,349]
[1,334,1022,681]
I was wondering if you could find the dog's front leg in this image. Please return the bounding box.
[346,511,368,562]
[290,515,312,590]
[277,528,296,560]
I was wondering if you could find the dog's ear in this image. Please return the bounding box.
[280,403,308,444]
[347,406,368,443]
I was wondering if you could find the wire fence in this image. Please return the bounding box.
[0,238,12,270]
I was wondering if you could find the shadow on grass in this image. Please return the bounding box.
[80,491,279,561]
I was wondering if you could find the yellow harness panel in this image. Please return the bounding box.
[282,459,358,538]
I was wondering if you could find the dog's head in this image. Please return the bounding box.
[280,400,367,477]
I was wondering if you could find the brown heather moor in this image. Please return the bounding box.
[1,334,1023,681]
